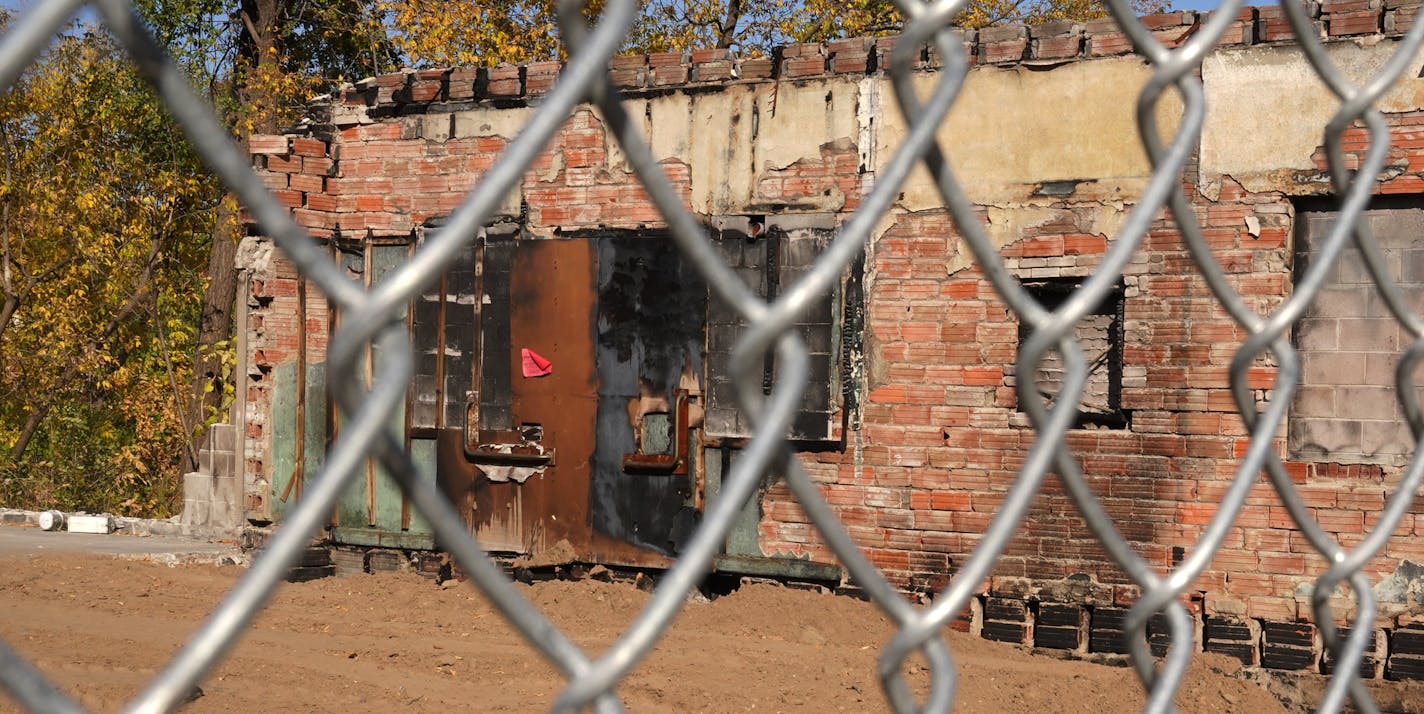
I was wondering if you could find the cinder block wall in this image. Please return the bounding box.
[240,2,1424,677]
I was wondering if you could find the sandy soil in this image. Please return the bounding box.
[0,553,1287,713]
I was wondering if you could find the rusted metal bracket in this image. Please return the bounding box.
[467,444,555,467]
[623,391,690,475]
[465,421,556,467]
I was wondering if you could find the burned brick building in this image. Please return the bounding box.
[209,3,1424,679]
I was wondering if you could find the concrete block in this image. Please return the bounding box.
[182,499,210,528]
[67,515,114,534]
[213,475,241,503]
[209,449,236,480]
[212,476,243,528]
[211,423,237,453]
[180,500,200,527]
[184,471,213,499]
[209,499,234,529]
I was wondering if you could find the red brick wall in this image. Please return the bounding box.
[240,0,1424,675]
[241,243,330,505]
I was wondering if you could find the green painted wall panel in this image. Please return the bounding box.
[335,245,372,530]
[704,447,766,559]
[271,361,331,520]
[408,438,437,535]
[368,244,409,534]
[303,362,328,488]
[269,362,297,520]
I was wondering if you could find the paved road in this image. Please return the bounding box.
[0,523,239,558]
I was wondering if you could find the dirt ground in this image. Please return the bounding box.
[0,553,1291,713]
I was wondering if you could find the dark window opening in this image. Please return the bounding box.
[1018,277,1128,429]
[703,216,858,444]
[406,221,520,439]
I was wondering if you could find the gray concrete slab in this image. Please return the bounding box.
[0,523,241,561]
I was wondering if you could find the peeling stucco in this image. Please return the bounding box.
[1200,39,1424,200]
[879,57,1181,211]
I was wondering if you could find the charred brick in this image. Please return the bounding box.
[983,620,1029,644]
[985,597,1029,622]
[1034,625,1082,650]
[1387,653,1424,681]
[1262,645,1318,671]
[1321,627,1381,679]
[1204,640,1257,666]
[1204,618,1254,643]
[1037,602,1084,628]
[1089,607,1129,654]
[1392,626,1424,655]
[1263,620,1317,649]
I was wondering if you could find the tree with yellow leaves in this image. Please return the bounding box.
[0,24,218,513]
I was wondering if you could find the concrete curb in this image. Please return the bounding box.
[0,508,244,541]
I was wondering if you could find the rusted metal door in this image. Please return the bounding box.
[316,231,707,565]
[314,226,851,572]
[426,232,707,566]
[456,236,602,557]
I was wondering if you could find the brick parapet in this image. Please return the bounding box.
[246,134,341,237]
[320,3,1419,116]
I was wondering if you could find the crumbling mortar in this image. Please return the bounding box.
[294,3,1406,127]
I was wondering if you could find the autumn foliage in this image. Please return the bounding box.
[0,27,219,515]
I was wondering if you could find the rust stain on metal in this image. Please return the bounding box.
[434,428,475,521]
[622,390,690,475]
[409,234,693,569]
[455,239,599,555]
[466,238,485,445]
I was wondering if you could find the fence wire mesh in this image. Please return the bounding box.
[2,0,1423,712]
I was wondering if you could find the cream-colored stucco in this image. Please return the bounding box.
[452,106,534,140]
[687,87,758,215]
[609,81,860,215]
[449,107,534,216]
[1090,202,1131,238]
[645,94,693,166]
[879,57,1182,209]
[755,80,861,171]
[1200,40,1424,199]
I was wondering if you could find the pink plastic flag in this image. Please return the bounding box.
[521,348,553,378]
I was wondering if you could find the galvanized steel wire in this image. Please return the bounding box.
[1,0,1421,712]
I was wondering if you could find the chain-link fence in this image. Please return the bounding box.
[3,0,1423,712]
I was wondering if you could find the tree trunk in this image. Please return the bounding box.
[0,294,18,344]
[182,201,239,473]
[716,0,745,48]
[181,0,284,474]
